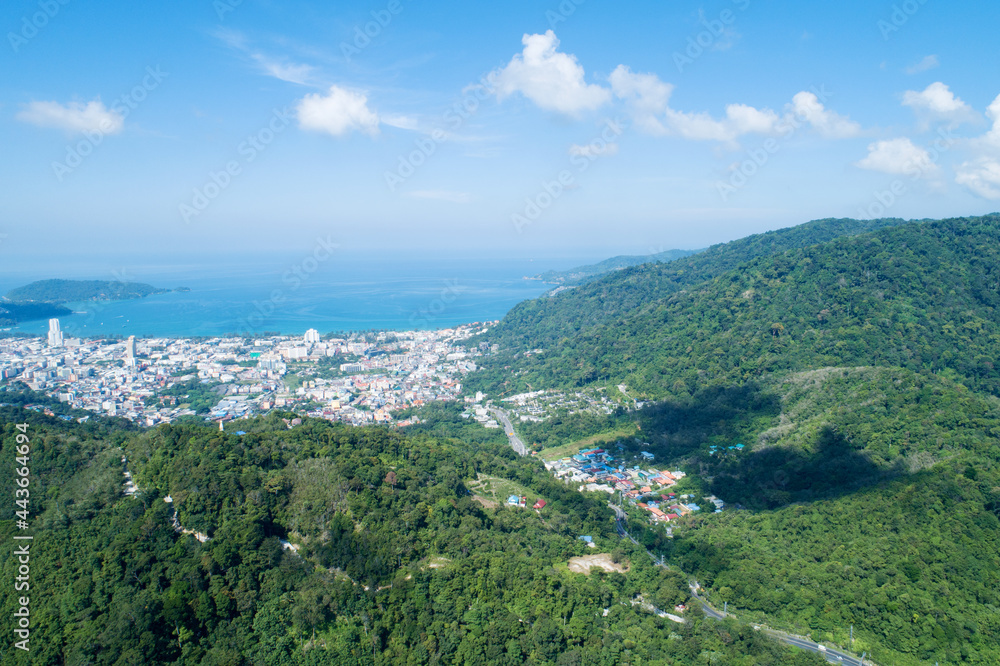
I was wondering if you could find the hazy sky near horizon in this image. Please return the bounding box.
[3,0,1000,269]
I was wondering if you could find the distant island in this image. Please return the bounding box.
[530,248,701,286]
[5,279,189,304]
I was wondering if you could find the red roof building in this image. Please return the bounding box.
[533,499,547,509]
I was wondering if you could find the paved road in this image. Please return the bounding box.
[774,632,864,665]
[613,508,867,665]
[690,585,865,664]
[489,407,529,456]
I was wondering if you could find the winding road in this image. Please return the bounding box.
[489,406,529,456]
[488,405,871,665]
[612,504,868,665]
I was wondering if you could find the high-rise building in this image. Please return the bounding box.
[125,336,137,367]
[304,328,321,344]
[47,319,64,347]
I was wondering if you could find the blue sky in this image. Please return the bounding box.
[3,0,1000,272]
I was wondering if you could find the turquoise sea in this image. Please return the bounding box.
[1,254,563,339]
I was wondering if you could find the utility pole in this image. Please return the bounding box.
[850,624,853,645]
[723,601,727,614]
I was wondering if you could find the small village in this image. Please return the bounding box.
[542,447,726,525]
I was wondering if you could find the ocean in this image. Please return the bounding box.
[1,254,563,339]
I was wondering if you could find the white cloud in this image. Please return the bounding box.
[16,99,124,134]
[494,31,611,116]
[406,190,472,203]
[609,65,672,134]
[610,66,859,144]
[980,92,1000,146]
[788,92,861,138]
[568,142,619,158]
[725,104,782,135]
[662,105,779,142]
[856,138,938,176]
[381,115,419,131]
[952,94,1000,198]
[253,55,315,86]
[902,82,975,126]
[956,157,1000,199]
[297,86,380,137]
[905,55,939,74]
[610,65,780,142]
[215,29,315,86]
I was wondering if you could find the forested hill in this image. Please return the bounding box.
[5,279,176,303]
[470,213,1000,399]
[484,216,915,352]
[461,212,1000,665]
[0,400,825,665]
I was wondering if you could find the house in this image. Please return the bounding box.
[507,495,521,505]
[640,451,655,460]
[533,499,546,509]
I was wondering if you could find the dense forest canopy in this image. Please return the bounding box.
[461,214,1000,665]
[0,402,827,665]
[469,214,1000,400]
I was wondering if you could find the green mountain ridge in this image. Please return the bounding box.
[533,249,700,286]
[470,214,1000,400]
[483,216,920,354]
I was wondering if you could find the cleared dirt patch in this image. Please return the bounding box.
[424,556,451,570]
[473,495,498,509]
[567,553,629,575]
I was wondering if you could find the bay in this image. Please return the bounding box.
[1,254,560,338]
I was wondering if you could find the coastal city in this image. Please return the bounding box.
[0,318,491,428]
[2,317,732,528]
[2,316,736,530]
